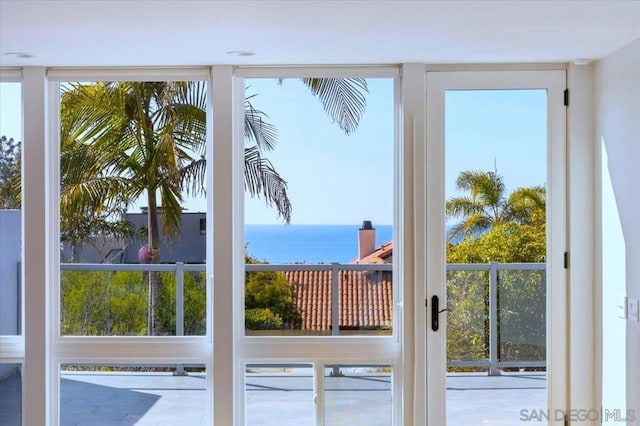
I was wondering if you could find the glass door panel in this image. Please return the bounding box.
[444,89,548,425]
[425,70,566,425]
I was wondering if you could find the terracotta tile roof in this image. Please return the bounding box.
[355,241,393,264]
[285,269,393,331]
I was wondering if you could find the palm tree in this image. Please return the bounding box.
[446,170,545,241]
[61,81,207,334]
[60,78,368,335]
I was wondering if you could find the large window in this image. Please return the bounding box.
[0,80,22,338]
[236,68,401,425]
[57,79,209,337]
[242,76,396,337]
[47,70,213,425]
[0,76,23,426]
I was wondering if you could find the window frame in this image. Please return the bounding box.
[0,69,25,362]
[46,67,215,425]
[233,66,405,425]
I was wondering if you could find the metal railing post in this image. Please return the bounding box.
[330,263,342,377]
[17,261,22,335]
[489,262,500,376]
[175,262,186,376]
[331,262,339,337]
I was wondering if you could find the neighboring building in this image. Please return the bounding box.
[287,268,393,331]
[0,210,20,381]
[0,210,20,337]
[286,221,394,332]
[59,210,208,264]
[122,210,207,264]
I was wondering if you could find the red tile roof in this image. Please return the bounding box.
[354,241,393,264]
[285,268,393,331]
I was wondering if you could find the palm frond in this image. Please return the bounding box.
[244,146,291,223]
[446,196,486,219]
[506,186,546,224]
[158,178,184,236]
[180,157,207,197]
[244,95,278,151]
[299,77,368,136]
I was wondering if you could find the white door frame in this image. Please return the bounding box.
[423,70,568,425]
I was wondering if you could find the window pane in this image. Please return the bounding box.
[60,363,207,425]
[58,81,208,336]
[0,82,22,337]
[324,364,392,425]
[444,89,548,424]
[245,363,314,426]
[0,363,22,425]
[243,77,395,336]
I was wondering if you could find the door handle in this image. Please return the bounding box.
[431,295,451,331]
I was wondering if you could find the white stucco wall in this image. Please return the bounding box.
[595,37,640,421]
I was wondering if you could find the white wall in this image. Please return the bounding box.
[600,142,627,421]
[595,37,640,420]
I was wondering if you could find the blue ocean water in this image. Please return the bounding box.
[244,224,393,264]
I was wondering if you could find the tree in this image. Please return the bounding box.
[0,135,21,209]
[447,219,546,264]
[446,170,546,241]
[446,171,547,370]
[244,253,301,331]
[59,78,368,335]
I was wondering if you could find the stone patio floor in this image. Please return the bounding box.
[0,370,546,425]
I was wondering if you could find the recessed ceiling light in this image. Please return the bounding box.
[3,52,34,59]
[572,58,591,65]
[226,50,255,57]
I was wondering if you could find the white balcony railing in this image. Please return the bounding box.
[56,262,546,375]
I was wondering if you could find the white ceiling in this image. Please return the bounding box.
[1,0,639,67]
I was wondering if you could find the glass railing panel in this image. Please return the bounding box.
[498,268,546,363]
[60,265,206,336]
[446,269,489,367]
[244,264,393,337]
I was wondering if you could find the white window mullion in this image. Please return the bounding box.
[211,65,237,425]
[314,361,325,426]
[22,66,50,426]
[401,63,426,426]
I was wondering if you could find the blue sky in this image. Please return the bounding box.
[243,78,395,225]
[242,80,546,225]
[0,82,21,145]
[0,80,546,226]
[445,89,547,203]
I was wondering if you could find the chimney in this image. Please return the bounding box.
[358,220,376,260]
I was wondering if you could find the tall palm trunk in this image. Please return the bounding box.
[147,190,162,336]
